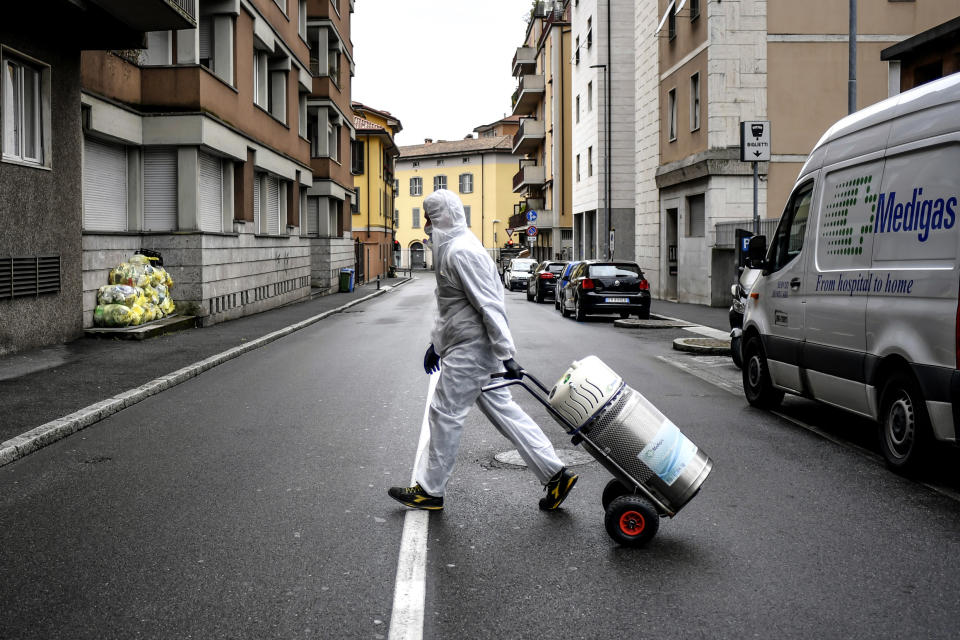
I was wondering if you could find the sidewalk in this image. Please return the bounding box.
[0,276,411,464]
[0,279,729,467]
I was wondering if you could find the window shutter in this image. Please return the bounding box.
[266,175,280,235]
[253,174,261,232]
[464,205,471,227]
[307,196,319,235]
[198,152,223,232]
[82,137,127,231]
[198,19,213,67]
[143,147,177,231]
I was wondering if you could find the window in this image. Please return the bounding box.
[575,37,580,64]
[459,173,473,194]
[412,160,420,168]
[587,82,593,111]
[587,17,592,48]
[462,156,470,164]
[2,53,46,166]
[588,146,593,177]
[199,152,224,233]
[690,0,701,20]
[253,50,268,108]
[352,188,360,214]
[198,18,214,69]
[686,194,704,237]
[299,94,307,138]
[299,0,307,39]
[328,119,340,161]
[436,159,444,167]
[690,73,700,131]
[409,176,422,196]
[351,140,364,174]
[464,205,471,227]
[769,181,813,272]
[433,175,447,191]
[412,207,420,228]
[667,88,677,141]
[274,0,287,13]
[668,3,677,40]
[83,137,127,231]
[576,153,580,182]
[576,95,580,123]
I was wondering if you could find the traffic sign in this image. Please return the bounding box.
[740,121,771,162]
[526,210,538,222]
[526,225,538,237]
[505,228,514,238]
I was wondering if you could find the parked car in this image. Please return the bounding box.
[555,261,584,311]
[503,258,538,291]
[526,261,568,303]
[560,261,651,321]
[728,266,760,369]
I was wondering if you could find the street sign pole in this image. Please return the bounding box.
[741,121,771,236]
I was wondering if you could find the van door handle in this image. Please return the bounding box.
[790,278,801,290]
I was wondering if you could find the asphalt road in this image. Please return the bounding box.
[2,276,959,639]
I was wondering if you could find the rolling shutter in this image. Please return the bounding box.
[198,151,222,232]
[265,175,279,235]
[143,147,177,231]
[306,196,318,235]
[253,173,261,232]
[83,137,127,231]
[198,19,213,68]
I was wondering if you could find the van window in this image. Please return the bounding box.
[769,181,813,272]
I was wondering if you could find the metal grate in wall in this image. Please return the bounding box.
[0,255,61,300]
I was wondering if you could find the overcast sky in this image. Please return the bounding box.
[351,0,531,148]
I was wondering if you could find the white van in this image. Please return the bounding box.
[741,73,960,471]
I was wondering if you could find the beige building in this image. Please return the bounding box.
[393,136,523,269]
[510,0,573,262]
[644,0,958,306]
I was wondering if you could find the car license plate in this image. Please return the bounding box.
[605,297,629,303]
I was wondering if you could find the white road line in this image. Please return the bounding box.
[388,373,438,640]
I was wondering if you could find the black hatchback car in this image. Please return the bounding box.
[526,261,568,303]
[560,261,651,320]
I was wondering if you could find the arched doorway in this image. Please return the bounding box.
[410,242,425,269]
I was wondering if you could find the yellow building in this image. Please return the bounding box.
[394,136,523,269]
[351,102,402,281]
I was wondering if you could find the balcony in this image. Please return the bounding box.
[511,74,545,117]
[88,0,197,30]
[512,118,545,155]
[512,46,536,77]
[512,164,546,193]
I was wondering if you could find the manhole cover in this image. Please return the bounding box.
[494,448,595,469]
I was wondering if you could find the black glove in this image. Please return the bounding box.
[502,358,523,380]
[423,344,441,374]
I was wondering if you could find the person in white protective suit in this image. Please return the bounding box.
[388,189,578,511]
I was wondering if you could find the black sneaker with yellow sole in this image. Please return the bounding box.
[539,467,578,510]
[388,483,444,510]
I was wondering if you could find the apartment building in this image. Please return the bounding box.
[644,0,956,306]
[351,102,401,282]
[570,0,636,261]
[1,0,197,356]
[510,0,573,263]
[394,136,523,269]
[474,115,522,139]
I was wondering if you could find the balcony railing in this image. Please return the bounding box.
[511,74,545,117]
[87,0,197,30]
[512,164,546,193]
[512,46,536,77]
[512,118,545,155]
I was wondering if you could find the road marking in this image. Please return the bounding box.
[659,353,960,504]
[388,373,437,640]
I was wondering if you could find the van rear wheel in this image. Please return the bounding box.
[743,336,784,409]
[879,371,932,473]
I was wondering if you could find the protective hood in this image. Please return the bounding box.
[423,189,469,252]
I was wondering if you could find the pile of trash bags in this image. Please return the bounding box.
[93,254,176,328]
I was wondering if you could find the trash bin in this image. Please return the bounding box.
[339,268,355,292]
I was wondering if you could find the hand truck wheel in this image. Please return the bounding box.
[601,478,631,512]
[604,495,659,547]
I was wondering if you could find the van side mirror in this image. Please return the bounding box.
[745,235,768,270]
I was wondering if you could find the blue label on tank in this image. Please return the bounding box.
[638,421,698,486]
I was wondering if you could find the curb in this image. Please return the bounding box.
[0,278,412,468]
[672,336,731,355]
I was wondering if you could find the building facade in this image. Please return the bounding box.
[642,0,957,307]
[1,0,198,356]
[351,102,401,282]
[510,0,573,263]
[394,136,523,269]
[570,0,636,261]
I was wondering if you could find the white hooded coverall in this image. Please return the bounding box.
[416,189,564,497]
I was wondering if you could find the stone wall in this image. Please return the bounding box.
[634,0,661,294]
